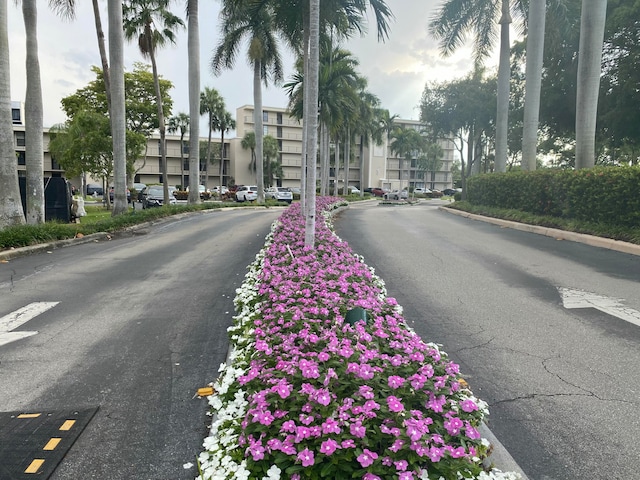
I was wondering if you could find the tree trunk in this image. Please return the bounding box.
[108,0,127,216]
[300,24,309,213]
[494,0,511,173]
[92,0,111,118]
[522,0,546,171]
[23,0,45,224]
[343,128,350,195]
[205,113,212,188]
[359,135,365,197]
[305,0,319,247]
[147,32,168,205]
[187,0,200,204]
[254,60,265,203]
[0,0,25,229]
[575,0,607,169]
[335,137,340,195]
[219,129,224,189]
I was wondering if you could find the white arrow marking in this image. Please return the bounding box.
[558,288,640,327]
[0,302,59,347]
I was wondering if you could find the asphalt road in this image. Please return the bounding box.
[0,208,280,479]
[333,200,640,480]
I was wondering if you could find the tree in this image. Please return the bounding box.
[123,0,184,205]
[167,112,189,189]
[48,110,146,203]
[416,142,444,191]
[262,134,281,187]
[199,86,224,188]
[187,0,200,204]
[217,108,236,190]
[213,0,284,204]
[0,0,25,229]
[241,130,257,173]
[575,0,608,168]
[429,0,525,173]
[305,0,320,247]
[521,0,546,171]
[390,126,425,192]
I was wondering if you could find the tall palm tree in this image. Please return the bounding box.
[212,0,284,203]
[217,109,235,190]
[521,0,546,171]
[575,0,608,169]
[354,86,382,197]
[241,131,257,172]
[0,0,25,229]
[199,86,223,188]
[187,0,200,204]
[390,126,425,193]
[167,112,189,189]
[21,0,45,224]
[378,108,398,189]
[429,0,525,173]
[123,0,184,205]
[109,0,128,215]
[305,0,320,247]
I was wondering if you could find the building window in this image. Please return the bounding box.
[277,126,282,138]
[264,125,268,136]
[158,174,163,183]
[263,110,269,122]
[277,112,283,124]
[12,108,21,124]
[183,159,189,171]
[51,156,61,170]
[16,151,25,166]
[182,141,189,155]
[16,131,25,147]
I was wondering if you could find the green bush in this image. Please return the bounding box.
[466,166,640,227]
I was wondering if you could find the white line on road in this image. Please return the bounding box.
[0,302,59,347]
[559,287,640,327]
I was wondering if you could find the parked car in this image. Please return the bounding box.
[413,188,431,196]
[86,184,103,196]
[347,186,360,194]
[371,188,386,197]
[265,186,293,204]
[212,186,229,195]
[141,185,178,208]
[442,188,457,196]
[235,185,259,202]
[108,186,131,203]
[383,190,408,200]
[290,187,301,195]
[428,189,443,198]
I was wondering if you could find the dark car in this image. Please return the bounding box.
[141,185,178,208]
[86,184,103,196]
[442,188,457,196]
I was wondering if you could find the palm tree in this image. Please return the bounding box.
[305,0,320,247]
[262,134,280,187]
[167,112,189,189]
[378,108,398,189]
[212,0,284,204]
[123,0,184,205]
[0,0,25,229]
[109,0,128,215]
[241,131,257,172]
[217,109,235,190]
[187,0,200,204]
[521,0,546,171]
[429,0,525,173]
[199,86,223,189]
[354,86,382,197]
[390,126,425,193]
[575,0,608,169]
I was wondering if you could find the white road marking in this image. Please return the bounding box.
[0,302,59,347]
[559,288,640,327]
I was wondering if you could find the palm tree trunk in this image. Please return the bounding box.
[522,0,546,171]
[219,130,224,189]
[147,32,168,204]
[254,60,265,202]
[108,0,127,216]
[494,0,512,173]
[575,0,607,169]
[23,0,45,224]
[305,0,319,247]
[335,137,340,195]
[0,0,25,228]
[205,113,212,187]
[344,131,350,195]
[92,0,111,117]
[359,136,365,197]
[187,0,200,204]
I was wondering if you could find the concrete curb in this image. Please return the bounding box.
[440,206,640,257]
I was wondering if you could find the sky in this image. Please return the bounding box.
[7,1,494,138]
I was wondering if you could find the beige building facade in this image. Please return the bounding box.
[11,102,454,193]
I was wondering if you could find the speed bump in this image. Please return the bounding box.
[0,407,98,479]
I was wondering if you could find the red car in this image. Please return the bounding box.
[371,188,386,197]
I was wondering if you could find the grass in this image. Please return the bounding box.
[446,201,640,246]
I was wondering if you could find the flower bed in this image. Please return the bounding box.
[197,198,519,480]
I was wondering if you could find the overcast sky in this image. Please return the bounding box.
[7,1,497,137]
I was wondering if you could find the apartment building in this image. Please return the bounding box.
[10,102,454,193]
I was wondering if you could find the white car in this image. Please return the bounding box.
[265,186,293,204]
[413,188,431,195]
[212,186,229,195]
[383,190,409,200]
[235,185,258,202]
[347,186,360,194]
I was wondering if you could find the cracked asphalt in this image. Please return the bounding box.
[335,200,640,480]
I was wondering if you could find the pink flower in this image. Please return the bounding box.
[297,448,315,467]
[319,439,339,456]
[357,449,378,468]
[444,416,463,436]
[387,395,405,413]
[394,459,408,471]
[388,375,406,389]
[350,420,366,438]
[363,474,381,480]
[460,399,479,412]
[398,472,415,480]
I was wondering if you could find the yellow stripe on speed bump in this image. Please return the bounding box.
[44,437,62,450]
[59,419,76,431]
[24,458,45,474]
[17,413,42,418]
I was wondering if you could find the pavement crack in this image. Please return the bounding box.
[453,336,495,353]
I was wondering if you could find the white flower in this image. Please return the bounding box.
[183,462,193,469]
[262,464,282,480]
